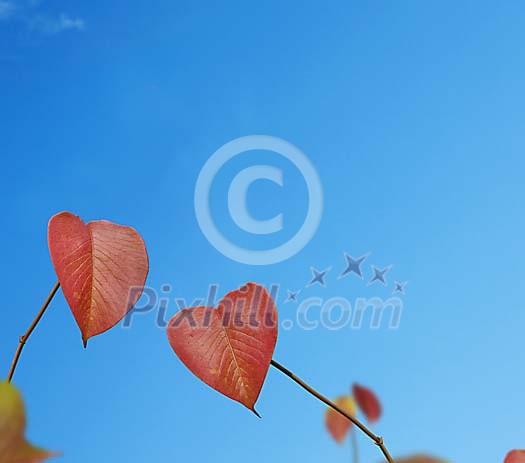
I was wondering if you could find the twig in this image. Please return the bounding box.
[350,429,359,463]
[270,359,394,463]
[7,282,60,382]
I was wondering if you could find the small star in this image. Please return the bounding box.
[393,281,408,294]
[368,265,392,286]
[307,266,331,287]
[338,252,371,279]
[285,289,300,303]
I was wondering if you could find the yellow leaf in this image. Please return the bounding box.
[325,395,357,443]
[0,381,57,463]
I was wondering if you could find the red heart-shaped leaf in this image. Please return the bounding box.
[353,383,382,423]
[325,395,357,443]
[48,211,149,346]
[166,283,278,414]
[506,450,525,463]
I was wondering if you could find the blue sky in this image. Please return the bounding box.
[1,1,525,462]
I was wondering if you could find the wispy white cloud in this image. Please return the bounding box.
[29,13,85,34]
[0,0,85,34]
[0,0,15,20]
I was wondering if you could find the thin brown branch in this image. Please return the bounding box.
[270,359,394,463]
[7,282,60,382]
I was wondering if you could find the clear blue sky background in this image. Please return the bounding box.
[1,1,524,462]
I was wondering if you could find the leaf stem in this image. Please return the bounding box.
[7,282,60,382]
[270,359,394,463]
[350,429,359,463]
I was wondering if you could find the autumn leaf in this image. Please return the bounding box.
[166,282,278,415]
[48,211,149,346]
[0,381,56,463]
[353,383,381,423]
[390,455,448,463]
[325,395,357,444]
[505,450,525,463]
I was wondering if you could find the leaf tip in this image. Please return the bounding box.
[251,407,262,419]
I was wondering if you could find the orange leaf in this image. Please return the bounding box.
[506,450,525,463]
[166,283,278,415]
[353,383,381,423]
[48,211,149,346]
[325,395,357,444]
[0,381,57,463]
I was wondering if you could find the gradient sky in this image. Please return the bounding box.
[1,1,525,462]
